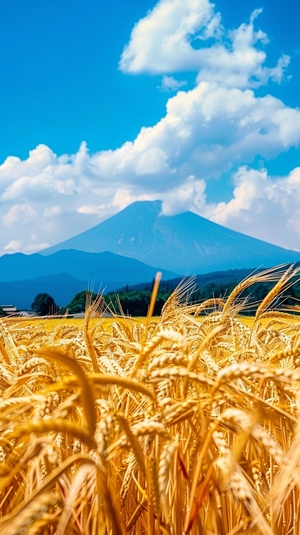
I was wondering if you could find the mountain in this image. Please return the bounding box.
[0,274,87,310]
[0,250,177,308]
[41,200,300,273]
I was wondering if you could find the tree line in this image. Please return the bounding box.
[22,273,300,317]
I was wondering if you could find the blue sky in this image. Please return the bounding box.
[0,0,300,255]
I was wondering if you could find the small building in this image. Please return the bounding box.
[0,304,19,316]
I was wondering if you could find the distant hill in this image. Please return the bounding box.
[128,268,256,293]
[103,266,300,316]
[2,201,300,309]
[0,274,87,310]
[0,250,176,309]
[41,200,300,273]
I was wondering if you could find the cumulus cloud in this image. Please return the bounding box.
[204,166,300,250]
[161,176,207,215]
[120,0,219,74]
[89,83,300,188]
[0,0,299,255]
[77,189,158,218]
[3,204,37,226]
[0,144,83,202]
[120,0,289,88]
[1,81,300,253]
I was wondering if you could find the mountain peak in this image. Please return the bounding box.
[123,199,163,211]
[41,200,300,273]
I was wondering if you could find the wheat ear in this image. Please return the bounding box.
[35,347,97,436]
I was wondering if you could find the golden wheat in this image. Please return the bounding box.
[0,267,299,534]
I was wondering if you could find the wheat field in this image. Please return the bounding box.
[0,266,300,534]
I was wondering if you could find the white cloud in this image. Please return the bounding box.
[3,204,37,226]
[204,166,300,250]
[120,0,219,74]
[89,82,300,187]
[23,242,51,254]
[0,0,299,255]
[77,189,158,217]
[1,78,300,254]
[120,0,289,88]
[161,175,207,215]
[158,75,187,92]
[2,238,50,255]
[0,144,83,202]
[0,145,55,180]
[4,240,22,253]
[77,205,105,216]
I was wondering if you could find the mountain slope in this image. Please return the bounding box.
[41,200,300,273]
[0,249,175,284]
[0,250,177,308]
[0,274,87,310]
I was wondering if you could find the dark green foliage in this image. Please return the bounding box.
[103,289,167,316]
[102,269,300,317]
[0,306,6,317]
[31,293,59,316]
[102,272,247,316]
[66,290,98,314]
[61,266,300,317]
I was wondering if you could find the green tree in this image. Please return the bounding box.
[103,289,168,316]
[66,290,98,314]
[31,293,59,316]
